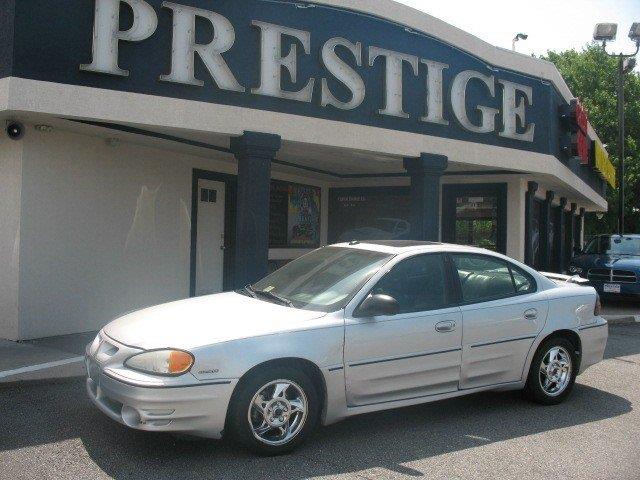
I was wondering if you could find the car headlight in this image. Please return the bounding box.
[124,349,194,376]
[569,266,583,275]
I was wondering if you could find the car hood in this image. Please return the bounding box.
[574,254,640,270]
[103,292,328,350]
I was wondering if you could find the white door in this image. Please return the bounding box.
[344,254,463,407]
[195,179,226,296]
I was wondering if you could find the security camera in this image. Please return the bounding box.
[6,121,25,141]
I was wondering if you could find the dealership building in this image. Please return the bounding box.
[0,0,616,340]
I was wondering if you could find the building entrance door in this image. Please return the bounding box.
[195,179,226,296]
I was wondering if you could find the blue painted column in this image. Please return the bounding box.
[230,131,281,288]
[403,154,448,242]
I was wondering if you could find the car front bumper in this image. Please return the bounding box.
[589,280,640,300]
[85,347,237,439]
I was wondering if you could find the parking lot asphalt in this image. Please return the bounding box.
[0,320,638,480]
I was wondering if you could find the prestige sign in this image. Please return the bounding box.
[81,0,537,143]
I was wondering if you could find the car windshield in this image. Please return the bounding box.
[584,236,640,256]
[249,247,394,312]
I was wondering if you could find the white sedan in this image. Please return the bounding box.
[86,241,608,454]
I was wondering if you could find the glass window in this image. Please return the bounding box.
[532,199,542,270]
[511,266,536,294]
[585,235,640,256]
[370,254,449,314]
[328,188,412,243]
[269,181,321,248]
[452,254,516,303]
[250,247,393,312]
[453,195,498,251]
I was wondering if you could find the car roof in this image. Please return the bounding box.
[328,241,557,290]
[595,234,640,238]
[331,240,498,256]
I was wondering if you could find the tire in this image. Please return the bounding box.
[225,366,320,455]
[524,336,578,405]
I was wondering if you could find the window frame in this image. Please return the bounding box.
[448,253,538,306]
[354,252,458,317]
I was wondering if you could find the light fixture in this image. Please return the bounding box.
[593,23,617,42]
[629,22,640,43]
[596,212,605,220]
[512,33,528,51]
[34,124,53,133]
[623,57,637,74]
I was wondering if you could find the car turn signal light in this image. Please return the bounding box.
[124,349,194,376]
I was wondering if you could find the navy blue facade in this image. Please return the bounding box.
[2,0,606,194]
[0,0,15,79]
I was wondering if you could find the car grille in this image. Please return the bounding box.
[588,268,637,284]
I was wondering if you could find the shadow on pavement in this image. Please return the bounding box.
[0,373,632,479]
[604,321,640,361]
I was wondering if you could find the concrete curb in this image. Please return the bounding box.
[605,316,639,324]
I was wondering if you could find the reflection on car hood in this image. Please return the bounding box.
[103,292,328,350]
[574,254,640,270]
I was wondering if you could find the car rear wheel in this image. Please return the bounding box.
[226,366,320,455]
[524,337,578,405]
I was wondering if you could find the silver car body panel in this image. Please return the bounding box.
[86,243,608,438]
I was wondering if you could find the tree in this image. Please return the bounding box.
[544,44,640,235]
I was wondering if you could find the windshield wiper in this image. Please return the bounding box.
[239,284,258,299]
[252,288,294,308]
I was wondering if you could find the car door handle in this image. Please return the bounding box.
[435,321,456,333]
[524,309,538,320]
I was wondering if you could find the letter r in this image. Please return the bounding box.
[81,0,158,76]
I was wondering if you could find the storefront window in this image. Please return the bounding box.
[549,207,560,271]
[453,196,498,251]
[532,199,543,270]
[269,181,321,249]
[328,188,411,243]
[442,184,507,254]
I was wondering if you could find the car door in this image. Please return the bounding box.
[344,253,463,407]
[450,253,548,390]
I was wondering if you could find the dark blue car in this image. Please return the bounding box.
[570,234,640,300]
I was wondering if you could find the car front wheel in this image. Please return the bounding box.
[226,366,320,455]
[524,337,578,405]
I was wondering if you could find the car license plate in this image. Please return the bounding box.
[603,283,621,293]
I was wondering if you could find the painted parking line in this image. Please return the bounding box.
[0,356,85,379]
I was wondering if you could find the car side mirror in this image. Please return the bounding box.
[356,294,400,318]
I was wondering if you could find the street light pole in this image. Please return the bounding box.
[617,54,625,234]
[593,22,640,235]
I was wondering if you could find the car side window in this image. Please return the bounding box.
[370,254,449,314]
[452,254,532,304]
[511,265,536,294]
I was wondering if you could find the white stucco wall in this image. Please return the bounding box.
[0,139,23,340]
[15,128,328,339]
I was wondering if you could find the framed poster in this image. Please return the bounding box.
[270,181,321,248]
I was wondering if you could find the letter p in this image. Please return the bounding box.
[81,0,158,76]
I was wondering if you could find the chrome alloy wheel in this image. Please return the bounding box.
[539,346,572,397]
[248,380,308,446]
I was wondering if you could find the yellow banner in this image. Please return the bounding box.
[594,142,616,188]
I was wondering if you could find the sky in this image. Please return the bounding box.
[394,0,640,65]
